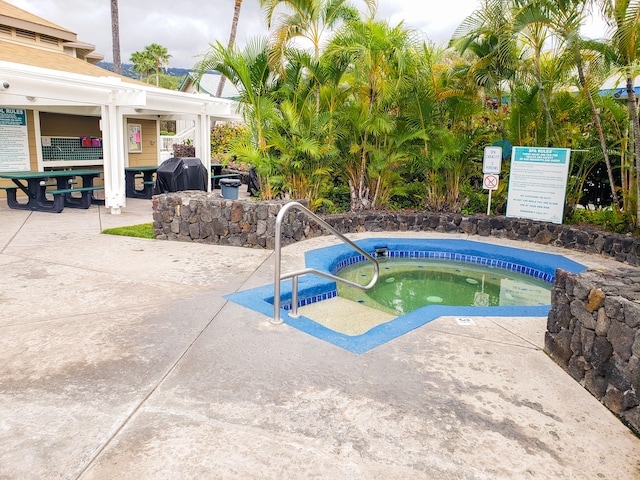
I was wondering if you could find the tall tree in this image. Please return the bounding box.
[259,0,376,67]
[144,43,171,87]
[217,0,243,98]
[259,0,376,110]
[130,50,153,82]
[110,0,121,74]
[195,38,279,195]
[326,18,418,210]
[450,0,521,139]
[514,0,560,145]
[544,0,621,210]
[602,0,640,222]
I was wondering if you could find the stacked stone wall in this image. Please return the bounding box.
[545,268,640,435]
[152,193,309,249]
[152,192,640,266]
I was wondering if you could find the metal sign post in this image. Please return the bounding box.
[483,173,499,214]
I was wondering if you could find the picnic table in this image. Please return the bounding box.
[0,169,103,213]
[125,166,157,199]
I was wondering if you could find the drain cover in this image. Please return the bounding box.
[456,317,476,326]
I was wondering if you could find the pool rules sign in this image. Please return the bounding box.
[483,146,502,214]
[0,108,29,172]
[506,146,571,224]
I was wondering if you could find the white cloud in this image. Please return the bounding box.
[5,0,608,69]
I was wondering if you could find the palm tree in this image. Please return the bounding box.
[110,0,121,74]
[217,0,243,98]
[601,0,640,222]
[326,18,419,210]
[259,0,376,110]
[542,0,621,211]
[513,0,560,145]
[259,0,375,66]
[144,43,171,87]
[194,38,279,196]
[130,50,153,82]
[450,0,521,139]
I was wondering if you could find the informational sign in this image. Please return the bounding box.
[128,123,142,153]
[483,174,499,191]
[506,147,571,224]
[0,108,29,172]
[483,146,503,174]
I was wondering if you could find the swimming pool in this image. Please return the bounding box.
[225,238,586,353]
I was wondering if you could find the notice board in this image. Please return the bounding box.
[0,108,29,172]
[506,146,571,224]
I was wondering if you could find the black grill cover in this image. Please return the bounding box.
[181,157,208,191]
[154,157,208,194]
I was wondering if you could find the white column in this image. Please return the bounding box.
[195,112,212,192]
[101,96,126,214]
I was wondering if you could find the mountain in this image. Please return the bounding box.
[97,62,192,80]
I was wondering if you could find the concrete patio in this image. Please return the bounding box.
[0,197,638,479]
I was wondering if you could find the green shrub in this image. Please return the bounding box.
[388,181,426,210]
[317,183,350,213]
[566,207,634,234]
[211,123,248,162]
[460,184,488,214]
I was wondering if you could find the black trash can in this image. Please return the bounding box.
[220,178,242,199]
[154,157,207,194]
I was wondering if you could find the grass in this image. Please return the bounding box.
[102,223,155,239]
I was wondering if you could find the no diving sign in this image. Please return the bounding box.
[483,174,499,191]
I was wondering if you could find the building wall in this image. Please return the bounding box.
[40,112,101,137]
[127,119,158,167]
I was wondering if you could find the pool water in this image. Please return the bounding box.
[337,258,551,315]
[226,238,587,354]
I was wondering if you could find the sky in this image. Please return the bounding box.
[6,0,609,69]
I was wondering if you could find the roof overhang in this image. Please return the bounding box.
[0,61,241,121]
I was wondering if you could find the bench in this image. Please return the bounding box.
[47,185,104,209]
[47,186,104,195]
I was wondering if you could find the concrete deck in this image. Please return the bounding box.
[0,196,638,479]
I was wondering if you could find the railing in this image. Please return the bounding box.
[272,201,379,324]
[159,126,195,155]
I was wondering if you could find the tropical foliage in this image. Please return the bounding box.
[194,0,640,232]
[130,43,172,86]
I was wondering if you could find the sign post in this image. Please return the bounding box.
[483,146,502,215]
[483,173,499,214]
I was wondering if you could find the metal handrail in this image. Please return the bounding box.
[272,201,379,324]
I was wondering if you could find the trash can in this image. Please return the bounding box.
[220,178,242,199]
